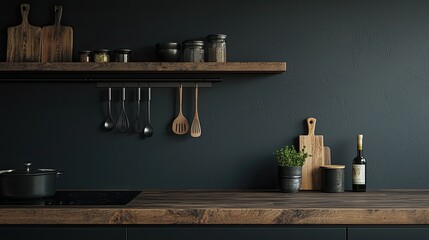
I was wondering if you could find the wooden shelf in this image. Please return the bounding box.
[0,62,286,74]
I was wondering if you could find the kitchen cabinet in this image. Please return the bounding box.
[0,226,345,240]
[127,227,346,240]
[348,227,429,240]
[0,227,125,240]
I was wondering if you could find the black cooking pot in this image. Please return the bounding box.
[0,163,63,199]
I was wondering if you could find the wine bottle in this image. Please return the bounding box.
[352,134,366,192]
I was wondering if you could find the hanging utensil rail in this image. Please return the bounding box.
[95,78,221,88]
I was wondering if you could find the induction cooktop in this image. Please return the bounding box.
[0,190,142,206]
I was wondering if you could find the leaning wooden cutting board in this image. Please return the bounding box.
[299,117,324,190]
[7,4,41,62]
[324,146,331,165]
[41,6,73,62]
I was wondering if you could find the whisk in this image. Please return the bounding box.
[116,87,129,133]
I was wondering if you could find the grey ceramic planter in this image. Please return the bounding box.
[278,166,302,193]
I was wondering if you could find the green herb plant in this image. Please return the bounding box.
[274,145,309,167]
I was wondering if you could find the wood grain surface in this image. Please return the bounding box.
[0,62,286,73]
[299,118,324,190]
[6,4,41,62]
[41,6,73,62]
[324,146,331,165]
[0,190,429,225]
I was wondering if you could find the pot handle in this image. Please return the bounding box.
[24,162,32,172]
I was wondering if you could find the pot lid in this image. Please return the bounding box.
[0,163,58,176]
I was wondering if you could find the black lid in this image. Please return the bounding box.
[207,34,227,40]
[93,49,110,53]
[156,42,180,49]
[114,48,132,54]
[0,163,57,176]
[182,40,205,46]
[78,50,92,54]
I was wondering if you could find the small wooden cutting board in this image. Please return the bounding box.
[7,4,41,62]
[299,117,324,190]
[41,5,73,62]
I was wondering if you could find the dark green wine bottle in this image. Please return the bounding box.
[352,134,366,192]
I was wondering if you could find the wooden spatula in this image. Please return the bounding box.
[190,84,201,137]
[299,117,324,190]
[41,5,73,62]
[7,4,41,62]
[172,85,189,135]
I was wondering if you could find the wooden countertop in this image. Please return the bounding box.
[1,190,429,225]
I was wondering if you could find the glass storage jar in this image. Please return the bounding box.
[93,49,110,63]
[182,40,204,62]
[114,49,132,62]
[207,34,227,62]
[78,50,91,62]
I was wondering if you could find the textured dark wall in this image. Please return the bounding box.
[0,0,428,190]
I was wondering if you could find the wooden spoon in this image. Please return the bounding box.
[190,84,201,137]
[172,85,189,135]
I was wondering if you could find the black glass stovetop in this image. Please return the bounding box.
[0,191,142,206]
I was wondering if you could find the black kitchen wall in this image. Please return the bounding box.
[0,0,429,190]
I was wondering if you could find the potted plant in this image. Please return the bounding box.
[274,145,308,193]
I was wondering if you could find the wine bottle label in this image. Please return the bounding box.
[352,164,365,184]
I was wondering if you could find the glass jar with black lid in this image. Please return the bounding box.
[182,40,204,62]
[114,49,132,62]
[207,34,227,62]
[93,49,110,63]
[78,50,92,62]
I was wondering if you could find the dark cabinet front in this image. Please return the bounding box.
[6,226,429,240]
[348,227,429,240]
[0,227,125,240]
[127,227,346,240]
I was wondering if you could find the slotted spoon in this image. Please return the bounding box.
[190,84,201,137]
[172,84,189,135]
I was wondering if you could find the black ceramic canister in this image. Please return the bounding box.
[321,165,345,193]
[114,49,132,62]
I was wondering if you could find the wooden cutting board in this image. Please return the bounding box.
[299,117,324,190]
[41,6,73,62]
[7,4,41,62]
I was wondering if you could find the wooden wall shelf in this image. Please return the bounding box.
[0,62,286,74]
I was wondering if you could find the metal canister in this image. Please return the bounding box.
[114,49,132,62]
[93,49,110,63]
[321,165,345,193]
[182,40,204,62]
[207,34,227,62]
